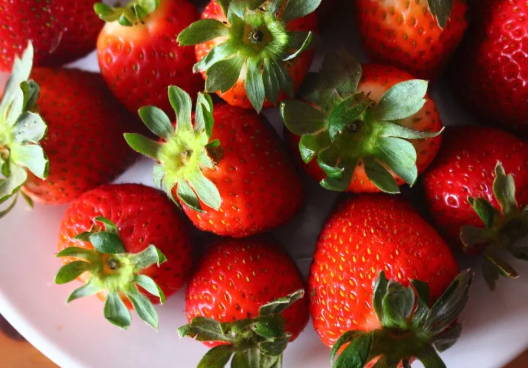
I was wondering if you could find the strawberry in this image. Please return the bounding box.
[454,0,528,132]
[0,44,135,215]
[94,0,203,114]
[177,0,320,111]
[309,194,472,367]
[0,0,102,71]
[422,126,528,289]
[55,183,193,329]
[281,51,442,194]
[356,0,468,79]
[179,237,308,367]
[125,86,303,237]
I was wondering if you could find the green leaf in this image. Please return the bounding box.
[123,133,161,160]
[195,92,215,136]
[433,323,462,352]
[135,274,166,303]
[484,253,519,279]
[12,111,47,143]
[262,58,282,104]
[20,79,40,111]
[0,164,27,201]
[363,157,400,194]
[0,196,17,218]
[188,173,222,210]
[178,19,229,45]
[427,0,453,28]
[177,180,202,211]
[245,58,266,112]
[467,197,498,228]
[231,351,252,368]
[0,43,33,118]
[95,216,119,233]
[169,86,193,131]
[127,287,159,328]
[138,106,173,138]
[280,100,326,135]
[327,97,369,141]
[178,316,228,342]
[67,281,101,303]
[282,0,322,22]
[130,244,167,269]
[55,261,90,284]
[206,57,244,93]
[493,162,518,214]
[415,344,446,368]
[259,337,288,356]
[104,292,132,329]
[283,31,313,62]
[459,225,493,250]
[371,80,428,121]
[298,134,320,163]
[89,232,126,254]
[373,272,389,321]
[10,143,48,179]
[482,258,500,290]
[198,345,233,368]
[320,165,353,192]
[259,289,304,315]
[251,318,283,339]
[330,331,362,362]
[375,137,417,185]
[378,121,442,140]
[381,282,415,329]
[333,332,373,368]
[56,247,93,260]
[194,42,238,73]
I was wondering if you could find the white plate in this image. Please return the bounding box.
[2,12,528,368]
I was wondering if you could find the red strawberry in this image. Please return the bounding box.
[125,86,303,237]
[423,126,528,288]
[281,51,442,194]
[180,237,308,366]
[94,0,203,114]
[356,0,468,78]
[0,0,102,71]
[0,44,135,214]
[177,0,320,111]
[455,0,528,132]
[309,194,471,367]
[55,183,193,329]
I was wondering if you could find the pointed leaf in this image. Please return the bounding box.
[179,316,228,342]
[195,92,215,136]
[55,261,90,284]
[468,197,498,228]
[433,323,462,352]
[206,56,244,93]
[415,345,446,368]
[10,143,48,179]
[194,42,238,73]
[177,180,202,211]
[460,225,494,250]
[375,137,418,185]
[12,111,47,143]
[104,292,132,329]
[198,345,233,368]
[0,164,27,201]
[188,173,221,210]
[363,157,400,194]
[135,274,166,303]
[378,121,442,140]
[0,43,33,116]
[262,58,281,104]
[94,216,119,233]
[259,289,304,315]
[138,106,173,138]
[177,19,229,45]
[493,162,517,214]
[428,0,453,28]
[282,0,322,22]
[259,337,288,356]
[131,244,167,270]
[330,330,362,362]
[381,282,415,329]
[485,253,519,279]
[0,196,18,219]
[89,232,126,254]
[169,86,193,131]
[280,100,326,135]
[283,31,313,62]
[245,58,265,112]
[20,79,39,111]
[56,247,93,260]
[67,281,101,302]
[371,80,428,121]
[333,333,373,368]
[124,133,161,159]
[373,272,389,321]
[127,287,159,328]
[327,97,369,141]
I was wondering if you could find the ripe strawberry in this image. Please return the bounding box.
[94,0,203,114]
[180,237,308,367]
[0,44,135,214]
[281,51,442,194]
[309,195,472,367]
[0,0,102,71]
[55,183,193,329]
[177,0,320,111]
[125,86,303,237]
[356,0,468,78]
[455,0,528,132]
[423,126,528,288]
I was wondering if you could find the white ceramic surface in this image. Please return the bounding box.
[1,10,528,368]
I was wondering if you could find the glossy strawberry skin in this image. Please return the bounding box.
[422,126,528,246]
[97,0,203,113]
[0,0,102,71]
[58,184,193,299]
[185,237,308,345]
[22,68,137,204]
[456,0,528,132]
[288,64,443,193]
[309,195,459,347]
[195,0,318,109]
[356,0,468,79]
[177,104,304,237]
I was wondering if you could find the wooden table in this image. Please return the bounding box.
[0,314,526,367]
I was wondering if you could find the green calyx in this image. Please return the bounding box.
[179,289,304,368]
[331,271,472,368]
[125,86,222,212]
[177,0,321,112]
[0,42,48,217]
[280,50,441,193]
[427,0,454,28]
[460,162,528,290]
[94,0,160,26]
[55,216,167,329]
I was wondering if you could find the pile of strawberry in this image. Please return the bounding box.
[1,0,528,367]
